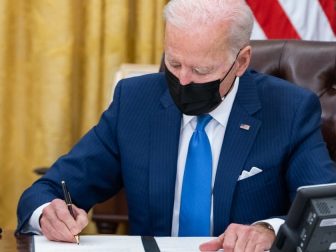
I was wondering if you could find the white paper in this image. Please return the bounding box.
[35,235,269,251]
[34,235,145,252]
[155,237,220,252]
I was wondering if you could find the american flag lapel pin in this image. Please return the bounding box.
[240,123,250,131]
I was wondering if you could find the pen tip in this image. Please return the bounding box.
[75,235,80,245]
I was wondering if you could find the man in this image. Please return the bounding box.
[17,0,336,251]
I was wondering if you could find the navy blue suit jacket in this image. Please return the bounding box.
[17,69,336,236]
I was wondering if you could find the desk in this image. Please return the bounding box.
[0,230,32,252]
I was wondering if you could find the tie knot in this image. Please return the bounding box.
[196,114,212,131]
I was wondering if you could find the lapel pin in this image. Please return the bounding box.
[240,123,250,130]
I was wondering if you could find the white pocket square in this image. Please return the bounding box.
[237,167,263,181]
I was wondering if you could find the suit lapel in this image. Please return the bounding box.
[149,89,181,236]
[213,70,262,235]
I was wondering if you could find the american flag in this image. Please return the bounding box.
[246,0,336,41]
[240,124,251,130]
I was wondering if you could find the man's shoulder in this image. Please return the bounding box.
[118,72,166,91]
[244,69,317,111]
[246,69,313,99]
[112,72,168,111]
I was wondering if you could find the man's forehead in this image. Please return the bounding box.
[165,24,230,57]
[165,41,228,66]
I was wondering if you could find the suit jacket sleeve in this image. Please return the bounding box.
[16,81,124,233]
[286,91,336,201]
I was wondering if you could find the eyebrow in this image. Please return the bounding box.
[166,55,216,73]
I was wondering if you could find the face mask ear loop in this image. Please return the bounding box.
[219,48,242,98]
[220,48,242,83]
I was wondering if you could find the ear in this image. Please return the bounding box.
[236,45,252,77]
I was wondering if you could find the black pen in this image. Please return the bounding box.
[61,180,80,244]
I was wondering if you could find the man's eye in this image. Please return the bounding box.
[170,64,181,68]
[193,69,208,76]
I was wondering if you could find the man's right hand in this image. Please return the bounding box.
[39,199,88,242]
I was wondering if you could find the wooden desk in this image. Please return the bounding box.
[0,230,32,252]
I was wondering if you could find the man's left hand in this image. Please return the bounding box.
[199,223,276,252]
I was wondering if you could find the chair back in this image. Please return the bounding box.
[249,40,336,161]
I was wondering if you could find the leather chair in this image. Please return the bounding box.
[249,40,336,161]
[92,40,336,233]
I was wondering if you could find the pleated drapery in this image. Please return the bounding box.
[0,0,168,230]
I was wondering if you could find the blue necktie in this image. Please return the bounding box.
[179,114,212,236]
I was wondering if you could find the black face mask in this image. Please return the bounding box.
[165,55,238,115]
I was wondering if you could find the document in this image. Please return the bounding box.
[34,235,219,251]
[34,235,145,252]
[155,236,216,251]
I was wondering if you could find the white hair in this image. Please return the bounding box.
[164,0,254,57]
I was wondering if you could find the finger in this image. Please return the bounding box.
[255,243,269,252]
[42,216,74,242]
[244,238,257,252]
[199,235,224,251]
[45,208,76,242]
[234,227,251,252]
[72,205,89,231]
[41,208,75,243]
[255,237,274,252]
[222,230,238,252]
[245,234,270,252]
[40,214,58,241]
[52,200,81,236]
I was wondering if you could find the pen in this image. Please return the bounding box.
[61,180,80,245]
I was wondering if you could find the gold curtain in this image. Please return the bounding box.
[0,0,168,230]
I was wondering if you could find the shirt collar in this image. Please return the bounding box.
[182,77,240,128]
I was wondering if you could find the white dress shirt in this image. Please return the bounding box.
[171,77,239,236]
[22,202,49,234]
[26,77,283,235]
[171,77,283,236]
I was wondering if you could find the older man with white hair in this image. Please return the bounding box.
[17,0,336,251]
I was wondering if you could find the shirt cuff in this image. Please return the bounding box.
[253,218,285,235]
[21,202,51,235]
